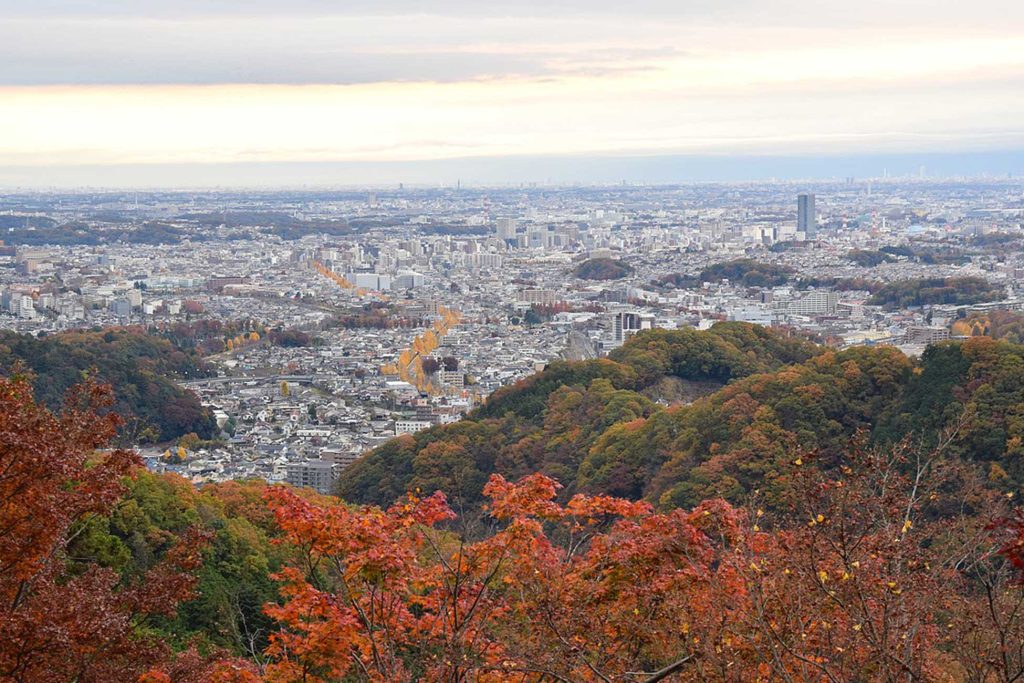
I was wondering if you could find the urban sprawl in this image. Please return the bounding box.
[2,179,1022,493]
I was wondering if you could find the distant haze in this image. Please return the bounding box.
[2,152,1022,190]
[1,0,1023,186]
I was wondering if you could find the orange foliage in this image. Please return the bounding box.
[0,376,230,682]
[249,444,1024,682]
[3,374,1024,681]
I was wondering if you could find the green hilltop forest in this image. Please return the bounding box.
[845,249,895,267]
[866,276,1004,309]
[657,258,795,290]
[573,257,635,280]
[0,327,216,442]
[339,322,1024,512]
[697,258,794,287]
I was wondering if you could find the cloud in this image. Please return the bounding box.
[1,2,1022,86]
[0,0,1021,170]
[1,67,1021,167]
[9,0,1024,26]
[0,14,692,86]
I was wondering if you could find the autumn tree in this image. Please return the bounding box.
[259,444,1024,682]
[722,428,1024,683]
[0,375,216,682]
[1003,510,1024,579]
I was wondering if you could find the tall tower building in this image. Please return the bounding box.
[496,218,517,241]
[797,193,816,238]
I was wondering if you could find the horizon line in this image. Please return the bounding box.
[1,149,1022,192]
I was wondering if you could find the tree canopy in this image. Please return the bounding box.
[0,328,216,442]
[574,258,634,280]
[4,352,1024,681]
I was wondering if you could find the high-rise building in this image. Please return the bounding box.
[606,311,655,347]
[527,230,546,250]
[393,270,425,289]
[320,449,360,471]
[109,298,132,318]
[496,218,517,241]
[797,193,816,237]
[17,295,36,319]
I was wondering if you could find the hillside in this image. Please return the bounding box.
[5,328,1024,681]
[0,327,216,442]
[698,258,794,287]
[338,323,821,508]
[6,348,1024,682]
[656,258,795,290]
[339,323,1024,513]
[845,248,894,267]
[867,276,1003,308]
[573,257,634,280]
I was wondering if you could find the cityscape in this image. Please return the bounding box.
[5,0,1024,680]
[2,178,1022,493]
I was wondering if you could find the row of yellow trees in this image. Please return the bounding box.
[311,260,381,298]
[381,306,462,394]
[951,317,989,337]
[311,259,461,394]
[225,331,261,352]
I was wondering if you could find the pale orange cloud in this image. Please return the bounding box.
[0,3,1022,168]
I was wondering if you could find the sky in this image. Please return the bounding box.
[2,0,1023,187]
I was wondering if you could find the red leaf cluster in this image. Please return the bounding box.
[0,376,216,682]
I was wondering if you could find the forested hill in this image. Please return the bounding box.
[0,328,216,442]
[339,323,818,507]
[339,322,1024,512]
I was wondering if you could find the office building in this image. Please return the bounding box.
[496,218,517,241]
[439,370,465,389]
[393,271,425,289]
[109,299,132,317]
[797,193,816,237]
[782,290,838,315]
[906,326,950,345]
[320,449,360,471]
[608,311,655,346]
[395,420,432,435]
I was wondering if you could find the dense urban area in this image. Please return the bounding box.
[1,178,1023,493]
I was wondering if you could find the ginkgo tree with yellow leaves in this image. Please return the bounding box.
[382,305,464,394]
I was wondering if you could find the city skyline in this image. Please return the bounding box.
[2,150,1023,190]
